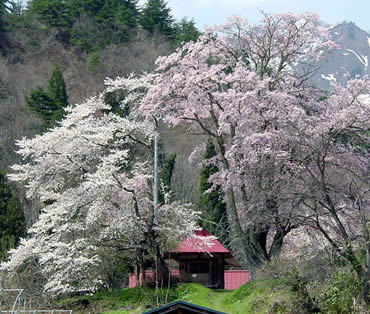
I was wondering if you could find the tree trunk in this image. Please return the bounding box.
[268,225,292,258]
[154,244,169,287]
[226,188,270,279]
[225,188,292,278]
[135,263,140,287]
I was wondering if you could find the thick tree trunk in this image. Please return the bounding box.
[225,188,291,279]
[268,226,292,258]
[226,188,270,279]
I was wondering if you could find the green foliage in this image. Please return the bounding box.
[281,269,317,312]
[197,140,228,240]
[28,0,72,29]
[88,50,102,72]
[173,18,201,48]
[48,65,69,110]
[140,0,175,39]
[69,0,139,51]
[318,271,360,313]
[25,87,55,127]
[95,248,130,290]
[0,0,7,30]
[56,281,311,313]
[0,0,20,31]
[8,0,190,52]
[103,90,129,117]
[158,152,176,204]
[70,14,99,52]
[27,0,140,51]
[25,65,69,129]
[0,171,25,261]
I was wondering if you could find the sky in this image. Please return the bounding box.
[141,0,370,33]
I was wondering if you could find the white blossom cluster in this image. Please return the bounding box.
[1,74,200,296]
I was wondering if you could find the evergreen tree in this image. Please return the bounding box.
[140,0,175,38]
[198,140,228,241]
[25,87,55,128]
[96,0,139,27]
[0,0,9,30]
[0,171,25,261]
[25,65,69,129]
[158,152,176,204]
[28,0,71,29]
[174,18,200,48]
[70,0,139,51]
[0,1,5,29]
[118,0,140,29]
[47,65,69,118]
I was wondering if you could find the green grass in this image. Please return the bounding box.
[56,280,307,314]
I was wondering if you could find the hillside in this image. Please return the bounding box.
[314,22,370,89]
[56,281,311,314]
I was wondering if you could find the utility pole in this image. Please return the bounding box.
[153,130,159,208]
[153,112,161,209]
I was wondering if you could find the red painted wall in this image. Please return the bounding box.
[129,270,249,290]
[224,270,249,290]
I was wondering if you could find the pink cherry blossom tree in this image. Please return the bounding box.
[287,82,370,303]
[141,13,369,302]
[0,74,201,297]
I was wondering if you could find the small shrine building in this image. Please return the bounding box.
[166,229,233,289]
[129,229,249,290]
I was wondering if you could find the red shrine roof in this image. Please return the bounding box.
[169,229,230,254]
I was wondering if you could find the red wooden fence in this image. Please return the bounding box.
[129,269,249,290]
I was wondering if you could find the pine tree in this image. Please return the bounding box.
[140,0,174,38]
[28,0,71,29]
[118,0,139,29]
[25,65,69,129]
[174,18,200,48]
[69,0,139,51]
[0,171,25,261]
[25,87,55,128]
[47,65,69,120]
[198,140,228,242]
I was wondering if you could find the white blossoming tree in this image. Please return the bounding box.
[0,74,200,297]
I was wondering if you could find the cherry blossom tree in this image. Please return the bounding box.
[288,84,370,303]
[0,74,201,297]
[141,13,369,300]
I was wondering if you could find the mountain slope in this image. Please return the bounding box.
[315,22,370,89]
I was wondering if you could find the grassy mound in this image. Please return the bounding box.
[56,278,309,314]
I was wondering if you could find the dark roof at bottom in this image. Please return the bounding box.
[142,300,226,314]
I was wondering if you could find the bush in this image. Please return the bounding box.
[318,271,360,313]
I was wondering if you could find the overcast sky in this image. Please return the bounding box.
[141,0,370,33]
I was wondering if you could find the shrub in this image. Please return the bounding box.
[318,271,360,313]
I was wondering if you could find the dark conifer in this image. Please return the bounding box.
[28,0,71,29]
[0,171,25,261]
[25,65,69,129]
[47,65,68,119]
[140,0,175,38]
[158,152,176,204]
[174,18,201,48]
[198,140,228,242]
